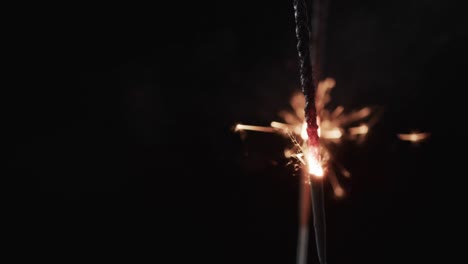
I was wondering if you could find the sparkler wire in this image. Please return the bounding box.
[293,0,319,147]
[310,175,327,264]
[293,0,327,264]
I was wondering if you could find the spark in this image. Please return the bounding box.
[397,132,431,142]
[349,124,369,135]
[234,124,277,133]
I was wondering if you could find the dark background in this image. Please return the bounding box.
[16,0,466,262]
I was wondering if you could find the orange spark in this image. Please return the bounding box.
[235,124,276,133]
[397,132,431,142]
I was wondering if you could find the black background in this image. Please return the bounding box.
[16,0,467,262]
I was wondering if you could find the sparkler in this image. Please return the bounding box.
[237,0,369,261]
[235,84,430,263]
[236,0,429,263]
[235,80,374,190]
[293,0,328,263]
[236,79,375,263]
